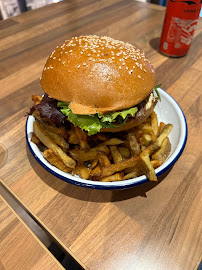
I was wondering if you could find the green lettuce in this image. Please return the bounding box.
[57,101,138,135]
[98,107,137,123]
[153,84,161,101]
[57,85,160,135]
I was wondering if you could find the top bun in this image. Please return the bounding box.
[40,35,156,115]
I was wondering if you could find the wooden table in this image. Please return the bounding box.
[0,195,63,270]
[0,0,201,269]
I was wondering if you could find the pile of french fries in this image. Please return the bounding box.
[31,95,173,182]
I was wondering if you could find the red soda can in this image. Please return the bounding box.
[159,0,201,57]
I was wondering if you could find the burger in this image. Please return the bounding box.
[28,35,170,182]
[29,35,159,135]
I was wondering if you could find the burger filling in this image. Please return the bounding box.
[29,86,160,135]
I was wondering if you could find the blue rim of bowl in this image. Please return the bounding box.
[26,89,187,190]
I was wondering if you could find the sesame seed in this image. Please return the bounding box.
[78,65,80,68]
[60,36,152,73]
[138,75,141,79]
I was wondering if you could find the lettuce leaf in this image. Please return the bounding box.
[57,101,138,135]
[153,84,161,101]
[57,101,71,116]
[57,84,160,135]
[98,107,137,123]
[68,112,102,135]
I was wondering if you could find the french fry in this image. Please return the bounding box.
[151,111,158,136]
[40,121,68,139]
[140,150,157,181]
[100,155,140,178]
[90,165,101,177]
[68,128,79,144]
[109,146,123,163]
[74,127,89,150]
[32,95,42,105]
[32,111,42,121]
[149,131,157,143]
[127,132,141,155]
[146,124,173,156]
[75,165,91,179]
[155,124,173,148]
[138,123,153,134]
[134,129,144,140]
[152,137,171,162]
[100,172,123,182]
[69,145,110,162]
[158,122,166,135]
[97,133,110,141]
[43,129,69,151]
[98,151,111,167]
[100,138,124,146]
[151,160,163,169]
[31,133,41,145]
[123,171,139,180]
[33,122,76,169]
[43,149,72,173]
[90,159,98,169]
[141,134,152,146]
[124,160,144,174]
[118,147,131,159]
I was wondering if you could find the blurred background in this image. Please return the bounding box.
[0,0,62,20]
[1,0,201,20]
[0,0,165,20]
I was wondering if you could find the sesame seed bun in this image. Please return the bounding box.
[40,35,156,115]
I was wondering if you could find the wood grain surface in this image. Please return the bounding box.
[0,195,64,270]
[0,0,202,269]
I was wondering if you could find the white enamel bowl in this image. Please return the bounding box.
[26,88,187,190]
